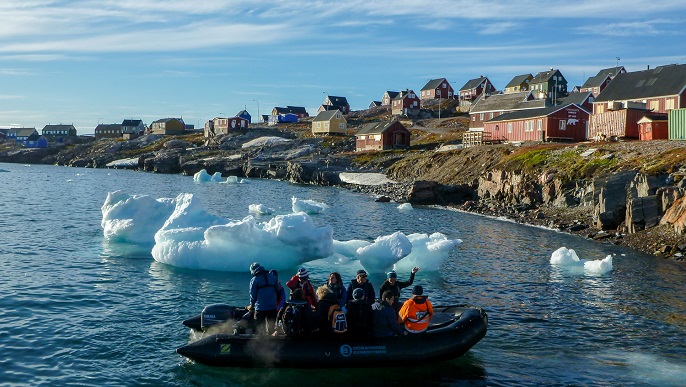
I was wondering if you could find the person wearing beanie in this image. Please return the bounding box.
[398,284,434,333]
[378,267,420,313]
[345,287,374,339]
[346,269,376,304]
[286,267,318,308]
[248,262,279,335]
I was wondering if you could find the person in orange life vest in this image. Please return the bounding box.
[398,285,433,333]
[286,267,318,308]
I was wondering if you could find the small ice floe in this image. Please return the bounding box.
[550,247,613,275]
[292,197,328,214]
[193,169,223,182]
[248,204,274,215]
[397,203,413,212]
[224,176,248,184]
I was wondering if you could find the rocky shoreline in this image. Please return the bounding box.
[2,130,686,262]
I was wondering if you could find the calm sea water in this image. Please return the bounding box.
[1,162,685,386]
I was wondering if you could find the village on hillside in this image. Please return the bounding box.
[3,62,686,153]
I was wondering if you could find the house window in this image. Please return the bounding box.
[666,98,675,110]
[507,123,512,133]
[559,120,567,130]
[480,113,484,120]
[325,123,329,128]
[317,122,321,128]
[339,123,344,129]
[525,121,531,132]
[538,119,542,131]
[650,100,660,111]
[442,83,446,88]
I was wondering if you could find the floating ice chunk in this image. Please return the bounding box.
[292,197,328,214]
[193,169,222,182]
[249,204,274,215]
[101,190,175,244]
[223,176,249,184]
[356,232,412,274]
[398,203,413,212]
[550,247,613,274]
[394,233,462,272]
[152,207,334,271]
[333,239,371,258]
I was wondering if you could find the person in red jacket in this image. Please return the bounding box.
[398,285,433,333]
[286,267,318,308]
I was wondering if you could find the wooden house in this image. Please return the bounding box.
[560,91,594,112]
[25,133,48,148]
[319,96,350,114]
[391,90,420,116]
[94,123,123,140]
[588,107,649,139]
[638,114,668,140]
[504,74,533,94]
[459,76,496,106]
[355,120,410,152]
[121,120,145,135]
[381,91,399,106]
[530,69,568,103]
[42,124,76,137]
[204,116,249,137]
[268,113,298,126]
[312,109,347,135]
[236,110,252,124]
[369,101,382,109]
[469,91,549,131]
[420,78,454,100]
[580,74,612,97]
[8,128,39,142]
[151,118,185,135]
[483,104,589,143]
[271,106,309,118]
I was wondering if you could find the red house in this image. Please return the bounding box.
[483,104,590,142]
[355,120,411,152]
[638,114,669,140]
[420,78,454,100]
[391,90,420,116]
[459,76,496,106]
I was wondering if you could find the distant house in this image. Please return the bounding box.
[312,109,347,135]
[319,96,350,114]
[381,91,400,106]
[459,76,496,106]
[25,133,48,148]
[580,73,612,97]
[271,106,309,118]
[638,114,669,141]
[42,124,76,137]
[483,104,590,143]
[369,101,382,109]
[236,110,251,124]
[204,116,249,137]
[94,124,123,140]
[355,120,411,152]
[469,91,549,131]
[420,78,454,100]
[504,74,533,94]
[391,89,420,116]
[8,128,38,142]
[151,118,185,135]
[121,119,145,135]
[530,69,568,103]
[268,113,299,126]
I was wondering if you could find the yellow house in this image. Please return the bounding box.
[312,109,347,135]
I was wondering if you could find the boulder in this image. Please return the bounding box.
[660,196,686,234]
[593,170,637,230]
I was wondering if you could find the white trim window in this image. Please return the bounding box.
[559,120,567,131]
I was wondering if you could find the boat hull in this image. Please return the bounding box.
[177,306,487,368]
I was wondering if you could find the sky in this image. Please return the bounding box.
[1,0,686,134]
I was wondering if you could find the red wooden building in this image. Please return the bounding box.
[483,104,589,142]
[638,114,669,140]
[588,107,648,139]
[355,120,411,152]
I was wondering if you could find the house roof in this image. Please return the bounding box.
[384,91,400,99]
[596,66,625,78]
[313,109,343,121]
[421,78,449,91]
[531,69,562,84]
[392,90,416,100]
[637,114,668,123]
[470,91,548,113]
[505,74,533,88]
[460,77,487,91]
[121,119,143,126]
[581,74,610,89]
[42,124,75,131]
[152,118,183,124]
[560,91,593,106]
[370,101,382,107]
[325,96,349,106]
[486,104,588,123]
[11,128,37,136]
[96,124,122,131]
[27,133,42,141]
[594,64,686,102]
[236,110,250,117]
[356,120,406,135]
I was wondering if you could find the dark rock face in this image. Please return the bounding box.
[143,149,184,174]
[593,171,638,230]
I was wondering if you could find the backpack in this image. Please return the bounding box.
[328,304,347,334]
[282,303,305,337]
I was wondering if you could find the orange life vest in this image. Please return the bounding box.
[398,296,433,333]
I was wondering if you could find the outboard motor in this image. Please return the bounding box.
[200,304,237,330]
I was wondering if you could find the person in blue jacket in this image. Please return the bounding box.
[269,269,287,312]
[373,290,408,337]
[248,262,279,335]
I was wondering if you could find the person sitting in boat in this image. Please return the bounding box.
[326,271,347,306]
[398,285,434,334]
[274,288,315,337]
[345,288,373,339]
[314,285,341,336]
[378,267,420,313]
[269,269,287,312]
[286,267,318,308]
[373,290,408,337]
[248,262,279,335]
[346,269,375,304]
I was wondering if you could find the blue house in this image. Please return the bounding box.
[25,133,48,148]
[236,110,251,124]
[268,113,298,126]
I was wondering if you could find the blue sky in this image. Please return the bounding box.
[1,0,685,134]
